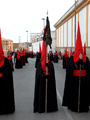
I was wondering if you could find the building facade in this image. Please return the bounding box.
[31,31,56,53]
[13,42,30,51]
[2,38,13,51]
[13,43,19,51]
[54,0,90,56]
[30,33,41,43]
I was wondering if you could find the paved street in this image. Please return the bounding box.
[0,58,90,120]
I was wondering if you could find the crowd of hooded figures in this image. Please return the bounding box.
[0,21,90,116]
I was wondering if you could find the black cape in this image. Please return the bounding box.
[34,61,58,113]
[23,56,26,66]
[35,53,41,68]
[8,59,14,72]
[15,57,23,69]
[53,55,58,63]
[31,53,34,58]
[0,58,15,115]
[62,55,68,69]
[20,56,25,66]
[62,56,90,112]
[25,54,28,63]
[50,54,53,61]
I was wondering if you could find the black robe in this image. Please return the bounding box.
[50,54,53,61]
[0,58,15,115]
[20,56,25,66]
[35,53,41,68]
[23,55,26,66]
[8,59,14,72]
[53,55,58,63]
[34,61,58,113]
[15,57,23,69]
[25,54,28,63]
[62,55,68,69]
[62,56,90,112]
[31,53,34,58]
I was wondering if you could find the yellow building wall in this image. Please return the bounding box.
[56,0,90,47]
[2,38,13,51]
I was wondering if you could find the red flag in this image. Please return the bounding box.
[41,28,49,74]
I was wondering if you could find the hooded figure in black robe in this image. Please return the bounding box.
[25,51,28,63]
[34,39,58,113]
[23,49,26,66]
[20,48,25,66]
[0,30,15,115]
[15,51,22,69]
[53,51,58,63]
[35,42,41,68]
[50,50,53,61]
[59,51,62,60]
[8,50,14,72]
[31,52,34,58]
[62,22,90,113]
[62,48,69,69]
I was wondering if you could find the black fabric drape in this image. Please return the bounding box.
[35,53,41,68]
[15,58,23,69]
[53,55,58,63]
[34,62,58,113]
[0,58,15,115]
[62,56,90,112]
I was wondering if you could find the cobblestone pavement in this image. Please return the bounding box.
[0,58,90,120]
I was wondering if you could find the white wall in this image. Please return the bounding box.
[88,4,90,46]
[57,28,59,47]
[59,27,60,47]
[79,6,86,46]
[73,13,78,47]
[61,25,63,47]
[64,22,67,47]
[68,19,71,47]
[32,41,42,53]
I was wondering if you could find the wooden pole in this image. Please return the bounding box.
[45,45,48,113]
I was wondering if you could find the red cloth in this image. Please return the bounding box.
[73,22,86,63]
[0,29,5,67]
[84,43,86,54]
[41,40,47,72]
[41,28,49,75]
[17,52,20,59]
[20,48,23,56]
[64,48,68,58]
[73,70,87,76]
[0,73,3,77]
[70,47,72,57]
[55,50,57,56]
[8,50,12,61]
[51,49,52,55]
[59,53,61,56]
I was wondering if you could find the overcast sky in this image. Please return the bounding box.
[0,0,74,43]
